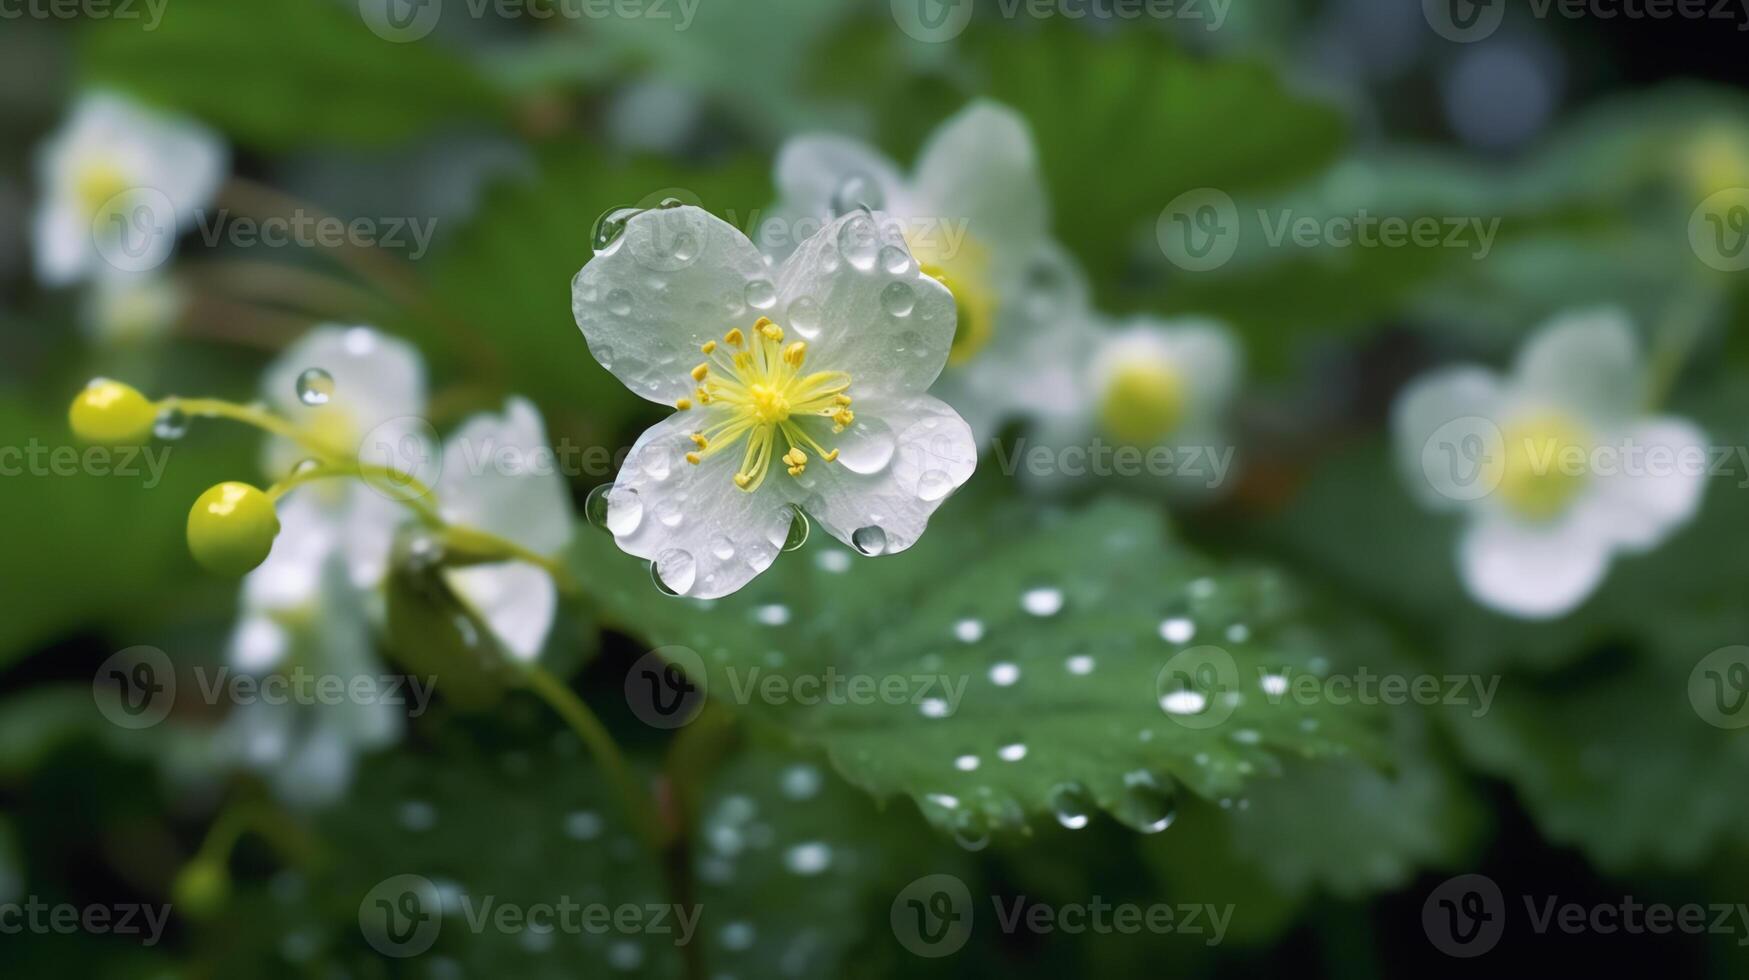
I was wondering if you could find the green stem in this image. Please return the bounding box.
[522,663,667,854]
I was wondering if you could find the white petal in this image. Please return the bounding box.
[1390,366,1506,511]
[769,134,907,237]
[606,411,796,599]
[1591,416,1709,552]
[911,100,1048,268]
[1457,511,1613,619]
[438,397,574,556]
[773,209,957,398]
[263,325,426,425]
[1510,308,1642,425]
[31,199,90,286]
[240,490,341,614]
[338,486,404,590]
[445,562,557,661]
[783,394,975,557]
[936,287,1096,445]
[573,205,772,405]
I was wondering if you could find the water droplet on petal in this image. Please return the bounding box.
[917,469,954,502]
[605,289,633,316]
[880,244,912,274]
[745,279,776,310]
[835,417,895,475]
[296,368,334,406]
[880,280,915,317]
[837,215,879,271]
[787,295,822,339]
[851,526,888,556]
[652,549,696,595]
[594,486,641,535]
[592,206,642,254]
[153,406,188,440]
[655,498,684,527]
[710,535,736,561]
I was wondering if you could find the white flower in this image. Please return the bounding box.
[1392,309,1708,619]
[572,205,976,598]
[437,397,575,660]
[763,100,1087,443]
[82,270,185,346]
[33,91,226,286]
[1031,315,1243,494]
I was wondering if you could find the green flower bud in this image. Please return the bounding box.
[187,482,280,577]
[69,379,157,445]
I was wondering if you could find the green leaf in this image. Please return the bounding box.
[80,0,507,151]
[575,491,1384,841]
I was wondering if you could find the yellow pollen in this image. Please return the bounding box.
[74,161,133,217]
[1495,412,1592,521]
[674,397,692,411]
[1099,360,1185,446]
[679,315,854,491]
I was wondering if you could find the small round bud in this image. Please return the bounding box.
[69,379,157,445]
[171,858,231,920]
[187,482,281,577]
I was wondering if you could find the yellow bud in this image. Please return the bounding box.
[187,482,281,577]
[171,859,231,921]
[69,379,157,445]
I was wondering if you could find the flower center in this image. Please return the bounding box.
[678,316,854,491]
[1099,360,1186,446]
[1496,412,1591,521]
[74,160,133,218]
[910,233,995,365]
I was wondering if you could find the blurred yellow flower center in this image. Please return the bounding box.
[911,233,995,365]
[1099,360,1186,446]
[678,316,853,491]
[74,160,132,217]
[1496,413,1591,521]
[1682,125,1749,200]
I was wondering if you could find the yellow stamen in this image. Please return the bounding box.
[690,433,709,449]
[701,340,717,354]
[674,397,692,411]
[685,452,701,465]
[724,328,744,347]
[691,363,709,382]
[784,341,807,367]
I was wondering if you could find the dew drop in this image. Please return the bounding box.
[720,921,756,952]
[564,810,603,841]
[744,279,776,310]
[710,535,736,561]
[1050,783,1094,830]
[1021,586,1064,617]
[835,417,896,475]
[652,549,696,595]
[152,406,188,440]
[782,508,810,551]
[753,603,791,626]
[295,367,334,406]
[830,172,884,215]
[1066,653,1095,676]
[1159,688,1208,716]
[989,662,1020,687]
[851,525,888,556]
[880,280,916,317]
[997,741,1028,763]
[953,753,980,772]
[655,498,684,528]
[588,485,641,535]
[879,244,912,275]
[787,295,822,339]
[837,215,879,271]
[953,618,984,643]
[605,288,633,316]
[919,697,950,718]
[1115,774,1178,834]
[782,764,822,800]
[592,206,642,254]
[1259,672,1289,696]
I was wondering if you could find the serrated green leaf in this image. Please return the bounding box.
[576,492,1384,841]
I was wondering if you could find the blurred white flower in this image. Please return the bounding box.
[1030,315,1243,496]
[1393,309,1708,619]
[32,91,226,286]
[763,100,1087,443]
[437,397,575,661]
[81,270,185,346]
[572,205,975,598]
